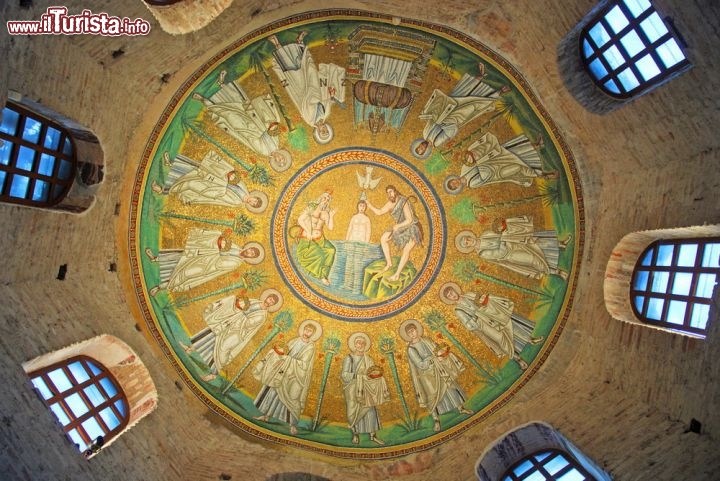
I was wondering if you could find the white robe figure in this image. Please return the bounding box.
[253,322,319,432]
[189,296,270,373]
[460,133,544,188]
[161,151,251,207]
[201,81,283,157]
[407,337,466,416]
[340,332,390,446]
[153,229,262,294]
[340,352,390,436]
[270,36,346,141]
[419,73,500,149]
[453,292,536,361]
[477,216,563,280]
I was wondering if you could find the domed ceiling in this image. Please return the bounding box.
[128,10,583,459]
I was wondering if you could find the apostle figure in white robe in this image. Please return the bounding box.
[253,319,321,435]
[413,70,507,158]
[193,71,292,169]
[269,31,346,144]
[440,282,543,370]
[444,133,557,194]
[183,289,283,381]
[144,228,265,296]
[400,320,472,433]
[151,150,267,212]
[340,332,390,445]
[455,216,570,281]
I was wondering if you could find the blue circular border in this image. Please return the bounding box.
[270,147,447,321]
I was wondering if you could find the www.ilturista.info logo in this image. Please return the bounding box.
[7,7,151,36]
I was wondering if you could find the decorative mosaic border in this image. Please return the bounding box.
[271,147,445,321]
[126,9,586,459]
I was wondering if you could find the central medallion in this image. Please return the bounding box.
[271,147,445,321]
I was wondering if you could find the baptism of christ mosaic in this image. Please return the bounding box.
[128,10,583,458]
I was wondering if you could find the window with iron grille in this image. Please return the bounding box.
[28,355,129,455]
[0,101,77,207]
[631,238,719,337]
[503,449,597,481]
[580,0,690,98]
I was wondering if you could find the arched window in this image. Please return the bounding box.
[503,449,597,481]
[580,0,690,98]
[631,238,719,337]
[28,355,129,456]
[23,335,157,459]
[476,422,611,481]
[605,226,720,338]
[0,101,77,207]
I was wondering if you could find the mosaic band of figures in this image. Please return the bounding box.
[150,285,548,444]
[163,23,560,190]
[135,18,577,449]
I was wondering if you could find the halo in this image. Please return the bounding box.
[410,138,432,160]
[269,149,292,172]
[313,123,334,144]
[245,190,268,214]
[240,241,265,265]
[298,319,323,342]
[438,281,462,305]
[443,175,465,195]
[259,288,283,313]
[348,332,371,352]
[398,319,423,342]
[454,230,478,254]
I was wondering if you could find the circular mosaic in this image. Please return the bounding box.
[129,10,583,458]
[272,147,445,321]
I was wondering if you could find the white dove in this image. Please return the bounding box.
[356,166,382,190]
